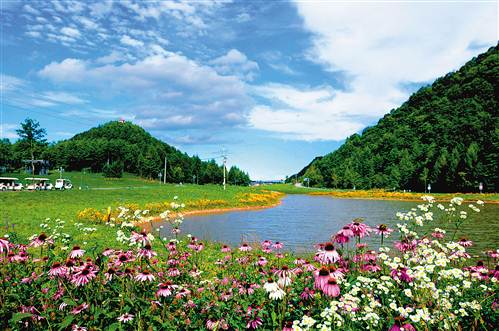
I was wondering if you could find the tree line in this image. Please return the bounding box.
[289,45,498,192]
[0,120,251,186]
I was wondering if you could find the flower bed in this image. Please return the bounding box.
[0,197,497,330]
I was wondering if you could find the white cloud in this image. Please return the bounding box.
[96,51,127,64]
[211,49,259,80]
[0,123,19,140]
[23,4,41,16]
[39,58,87,82]
[42,91,87,105]
[235,13,251,23]
[75,16,98,30]
[61,27,81,38]
[38,53,251,130]
[250,1,497,141]
[120,35,144,48]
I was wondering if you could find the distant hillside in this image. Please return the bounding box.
[46,121,250,185]
[292,45,498,192]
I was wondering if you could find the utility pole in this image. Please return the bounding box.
[222,149,227,191]
[163,156,167,184]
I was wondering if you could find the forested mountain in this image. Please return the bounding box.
[290,45,498,192]
[1,121,251,185]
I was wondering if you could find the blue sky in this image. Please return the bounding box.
[1,0,497,180]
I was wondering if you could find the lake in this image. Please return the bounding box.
[159,195,498,255]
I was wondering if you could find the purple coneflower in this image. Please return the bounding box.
[135,270,155,282]
[69,246,85,259]
[337,225,354,238]
[349,221,372,238]
[322,277,340,297]
[239,243,252,252]
[458,238,473,247]
[175,288,191,298]
[168,268,180,277]
[49,262,67,277]
[390,267,413,283]
[156,281,176,297]
[221,244,231,253]
[246,306,263,330]
[104,268,116,281]
[130,231,149,245]
[0,238,10,254]
[29,233,54,247]
[334,233,349,244]
[71,325,87,331]
[167,241,177,252]
[394,239,417,252]
[300,287,315,300]
[374,224,394,236]
[138,244,157,259]
[102,248,114,256]
[314,266,330,290]
[117,313,134,323]
[272,241,284,249]
[71,303,89,315]
[71,267,97,287]
[257,256,268,266]
[315,242,340,264]
[389,317,415,331]
[261,240,272,248]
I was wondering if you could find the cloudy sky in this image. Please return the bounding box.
[1,0,497,180]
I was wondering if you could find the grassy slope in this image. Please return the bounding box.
[0,172,281,247]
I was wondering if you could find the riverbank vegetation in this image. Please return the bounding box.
[290,45,498,193]
[0,196,497,330]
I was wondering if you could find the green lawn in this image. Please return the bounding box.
[0,171,281,247]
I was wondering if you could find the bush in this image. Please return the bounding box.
[102,161,123,178]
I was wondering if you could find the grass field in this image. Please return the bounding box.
[1,172,497,248]
[0,171,283,247]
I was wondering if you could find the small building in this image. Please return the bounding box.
[23,160,50,175]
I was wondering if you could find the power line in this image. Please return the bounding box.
[6,104,97,127]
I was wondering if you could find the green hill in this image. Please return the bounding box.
[291,45,499,192]
[44,121,250,185]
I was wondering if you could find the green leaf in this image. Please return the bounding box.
[58,315,75,330]
[10,312,33,323]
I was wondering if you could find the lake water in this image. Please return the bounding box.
[159,195,498,255]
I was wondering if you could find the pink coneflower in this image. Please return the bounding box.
[337,225,354,238]
[349,221,372,238]
[105,268,116,281]
[221,244,231,253]
[239,243,252,252]
[261,240,272,248]
[272,241,284,249]
[362,262,382,272]
[334,233,350,244]
[130,231,149,245]
[69,246,85,259]
[322,277,340,297]
[175,288,190,298]
[53,287,65,300]
[71,303,89,315]
[156,281,176,297]
[117,313,134,323]
[102,248,114,256]
[206,319,219,330]
[246,306,263,330]
[256,256,268,266]
[485,250,499,259]
[394,239,417,252]
[48,262,67,277]
[314,266,330,290]
[135,270,155,282]
[328,265,344,279]
[300,287,315,300]
[390,267,413,283]
[294,258,306,266]
[138,244,157,259]
[389,317,415,331]
[303,261,316,272]
[490,265,499,279]
[29,233,53,247]
[71,325,87,331]
[71,267,97,287]
[11,251,28,263]
[364,250,377,262]
[315,242,340,264]
[274,265,292,278]
[168,268,180,277]
[431,231,445,239]
[374,224,394,236]
[458,238,473,247]
[167,241,177,252]
[0,238,10,254]
[123,267,135,278]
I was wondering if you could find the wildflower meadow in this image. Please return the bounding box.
[0,196,497,330]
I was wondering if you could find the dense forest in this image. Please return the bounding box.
[0,121,251,185]
[289,45,498,192]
